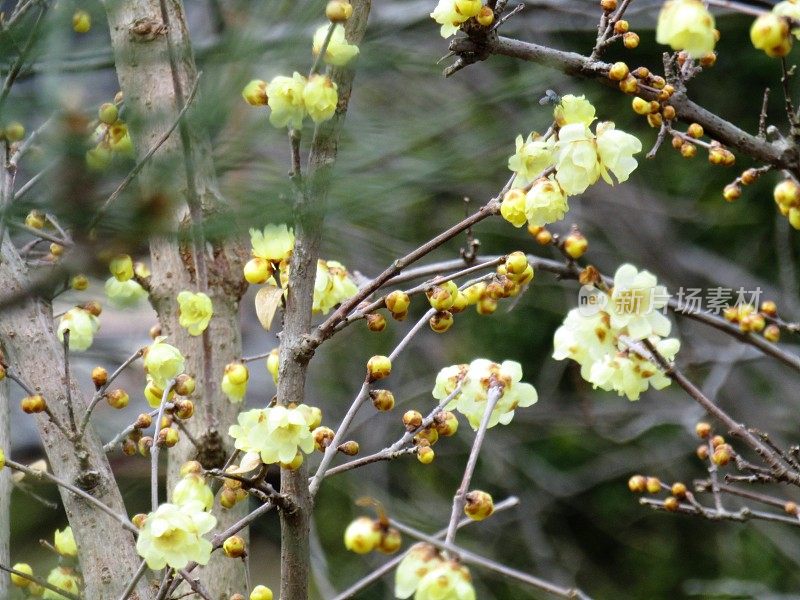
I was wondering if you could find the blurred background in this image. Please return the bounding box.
[3,0,800,598]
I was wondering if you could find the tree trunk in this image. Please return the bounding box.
[103,0,247,596]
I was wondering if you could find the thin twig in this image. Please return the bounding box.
[151,380,176,510]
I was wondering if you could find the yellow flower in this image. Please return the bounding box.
[656,0,716,58]
[553,94,596,127]
[57,308,99,351]
[313,24,360,66]
[228,405,316,464]
[266,348,280,384]
[414,561,476,600]
[507,134,555,188]
[553,309,618,381]
[554,124,600,195]
[10,562,33,587]
[221,371,248,403]
[433,359,537,429]
[109,254,134,282]
[525,176,569,227]
[43,567,81,600]
[608,264,671,339]
[774,0,800,39]
[250,224,295,262]
[303,74,339,123]
[595,122,642,185]
[266,72,307,129]
[54,526,77,557]
[177,291,213,336]
[750,13,792,57]
[430,0,482,38]
[135,501,217,570]
[395,543,443,599]
[242,79,268,106]
[313,259,359,314]
[105,276,148,308]
[144,338,186,389]
[500,189,527,228]
[173,473,214,511]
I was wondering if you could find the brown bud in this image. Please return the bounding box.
[366,313,387,332]
[174,374,195,396]
[91,366,108,388]
[402,410,423,432]
[138,436,153,457]
[645,477,661,494]
[135,413,153,430]
[174,399,195,420]
[696,444,709,460]
[671,482,687,498]
[106,388,130,409]
[695,422,711,438]
[785,501,798,515]
[83,300,102,317]
[663,496,679,512]
[628,475,647,493]
[21,394,46,414]
[338,441,360,456]
[370,389,395,411]
[711,434,725,448]
[313,426,335,452]
[614,19,629,34]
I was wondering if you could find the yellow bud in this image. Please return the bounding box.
[174,374,196,396]
[385,290,411,314]
[344,517,381,554]
[132,513,147,528]
[338,441,360,456]
[623,32,639,48]
[434,411,459,437]
[429,310,454,333]
[25,210,45,229]
[109,254,134,282]
[21,394,46,414]
[449,291,468,313]
[225,363,249,385]
[223,535,247,558]
[618,75,638,94]
[614,19,629,34]
[175,399,195,420]
[647,113,663,128]
[370,389,395,411]
[631,97,650,115]
[723,183,741,202]
[250,585,274,600]
[242,80,269,106]
[5,122,25,142]
[764,324,781,343]
[220,488,239,509]
[106,388,129,409]
[662,105,676,121]
[476,6,494,26]
[671,482,687,498]
[741,168,759,185]
[0,448,5,470]
[243,257,273,284]
[366,312,387,332]
[464,490,494,521]
[414,426,439,446]
[563,231,588,259]
[601,0,617,11]
[266,348,280,384]
[313,426,335,452]
[645,476,661,494]
[326,0,353,22]
[712,444,731,466]
[366,355,392,381]
[504,251,529,277]
[180,460,203,476]
[135,413,153,430]
[378,527,402,554]
[628,474,647,493]
[98,103,119,125]
[680,142,697,158]
[402,410,423,432]
[664,496,679,512]
[72,10,91,33]
[774,179,800,208]
[608,61,629,81]
[426,282,457,311]
[10,563,33,587]
[708,146,735,166]
[417,445,435,464]
[750,13,791,58]
[476,295,497,315]
[91,366,108,387]
[138,436,153,457]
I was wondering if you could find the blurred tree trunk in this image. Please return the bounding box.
[102,0,247,596]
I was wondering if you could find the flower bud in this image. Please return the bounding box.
[338,441,360,456]
[158,427,179,448]
[0,449,4,470]
[370,389,395,411]
[476,6,494,26]
[265,348,280,384]
[403,410,423,432]
[366,312,387,332]
[121,438,137,457]
[220,488,239,509]
[687,123,704,139]
[223,535,247,558]
[414,427,438,446]
[695,422,711,438]
[4,121,24,142]
[130,513,148,529]
[135,413,153,430]
[25,210,45,229]
[385,290,411,314]
[367,355,392,381]
[175,399,195,420]
[107,388,129,409]
[10,562,33,587]
[631,96,650,115]
[243,257,273,284]
[764,324,781,343]
[504,251,529,277]
[696,444,709,460]
[174,374,196,397]
[614,19,629,33]
[326,0,353,22]
[378,527,402,554]
[785,501,798,515]
[98,102,119,125]
[434,411,458,437]
[645,476,661,494]
[242,80,269,106]
[607,61,629,81]
[663,496,679,512]
[628,475,647,493]
[149,324,162,339]
[774,179,800,208]
[647,113,663,128]
[449,291,468,313]
[429,310,454,333]
[476,295,497,315]
[250,585,274,600]
[712,444,732,466]
[662,105,676,121]
[671,482,687,498]
[708,146,735,166]
[0,365,5,382]
[680,142,696,158]
[138,436,153,457]
[711,434,725,448]
[740,168,758,185]
[225,363,249,386]
[21,394,46,414]
[67,274,89,292]
[313,426,335,452]
[109,254,134,282]
[180,460,203,477]
[417,445,435,464]
[72,10,91,33]
[723,184,741,202]
[563,230,588,259]
[623,32,639,48]
[601,0,617,11]
[91,366,108,387]
[426,284,456,311]
[464,490,494,521]
[760,300,778,316]
[344,517,381,554]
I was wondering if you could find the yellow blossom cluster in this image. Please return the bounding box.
[432,358,538,429]
[85,99,135,169]
[553,264,680,400]
[228,404,320,466]
[430,0,482,38]
[502,95,641,229]
[57,307,99,351]
[655,0,716,58]
[177,290,214,336]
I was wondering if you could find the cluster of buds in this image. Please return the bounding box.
[628,474,688,512]
[613,65,674,128]
[723,301,781,342]
[343,513,402,555]
[24,210,74,264]
[86,94,135,170]
[530,224,589,260]
[722,167,768,203]
[220,464,251,509]
[456,252,535,317]
[773,178,800,230]
[670,123,734,166]
[695,422,734,466]
[401,407,459,465]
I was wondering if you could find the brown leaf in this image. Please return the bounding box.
[255,285,283,330]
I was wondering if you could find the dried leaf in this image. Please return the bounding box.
[255,285,282,330]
